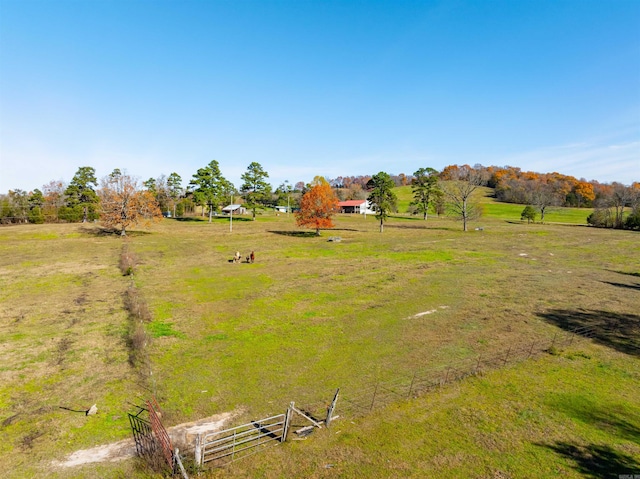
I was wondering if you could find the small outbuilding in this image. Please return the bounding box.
[222,204,246,215]
[338,200,375,214]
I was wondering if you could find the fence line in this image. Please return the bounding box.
[337,325,601,419]
[193,324,601,470]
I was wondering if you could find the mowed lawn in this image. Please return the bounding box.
[0,210,638,478]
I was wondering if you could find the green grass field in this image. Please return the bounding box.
[395,185,593,224]
[0,208,637,478]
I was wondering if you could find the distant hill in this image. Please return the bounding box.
[393,185,592,224]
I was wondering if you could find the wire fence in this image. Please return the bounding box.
[335,326,598,419]
[193,324,605,471]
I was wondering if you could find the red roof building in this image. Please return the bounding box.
[337,200,374,214]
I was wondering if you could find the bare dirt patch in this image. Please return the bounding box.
[52,411,237,468]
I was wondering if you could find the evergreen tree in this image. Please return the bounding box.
[410,167,441,220]
[367,172,397,233]
[521,205,537,224]
[189,160,229,222]
[240,162,271,220]
[65,167,99,222]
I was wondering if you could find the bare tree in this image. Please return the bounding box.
[610,182,634,228]
[441,169,484,231]
[527,181,561,223]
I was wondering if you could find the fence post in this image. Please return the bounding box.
[194,433,202,467]
[283,402,293,442]
[503,346,512,366]
[407,371,417,398]
[475,355,482,374]
[443,367,451,385]
[325,389,340,428]
[551,332,557,349]
[174,448,189,479]
[369,383,378,412]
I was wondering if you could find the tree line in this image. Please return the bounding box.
[1,162,638,231]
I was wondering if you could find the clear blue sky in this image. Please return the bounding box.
[1,0,639,193]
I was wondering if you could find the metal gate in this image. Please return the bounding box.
[198,412,289,466]
[128,397,174,472]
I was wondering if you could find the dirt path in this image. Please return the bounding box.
[52,411,237,468]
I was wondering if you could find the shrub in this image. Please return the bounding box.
[521,205,536,224]
[119,246,138,276]
[124,285,151,322]
[28,207,45,224]
[587,208,614,228]
[58,205,83,222]
[624,210,640,230]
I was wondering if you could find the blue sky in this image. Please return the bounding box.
[1,0,639,193]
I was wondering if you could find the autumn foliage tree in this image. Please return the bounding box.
[99,169,163,236]
[295,176,339,236]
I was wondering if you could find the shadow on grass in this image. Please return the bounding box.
[387,215,425,221]
[536,442,639,478]
[548,395,640,443]
[385,224,455,231]
[536,309,640,357]
[269,228,360,237]
[172,217,205,222]
[269,231,318,238]
[173,216,253,223]
[608,269,640,278]
[77,226,152,237]
[601,281,640,291]
[215,216,252,222]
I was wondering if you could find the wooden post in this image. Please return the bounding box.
[551,332,557,349]
[369,383,378,412]
[407,372,417,398]
[475,355,482,374]
[283,402,293,442]
[291,404,323,428]
[443,367,451,385]
[174,448,189,479]
[503,346,512,366]
[325,389,340,428]
[194,433,202,467]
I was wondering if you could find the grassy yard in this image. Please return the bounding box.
[0,211,637,478]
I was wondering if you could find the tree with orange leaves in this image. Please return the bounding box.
[573,181,595,207]
[99,169,163,236]
[295,176,339,236]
